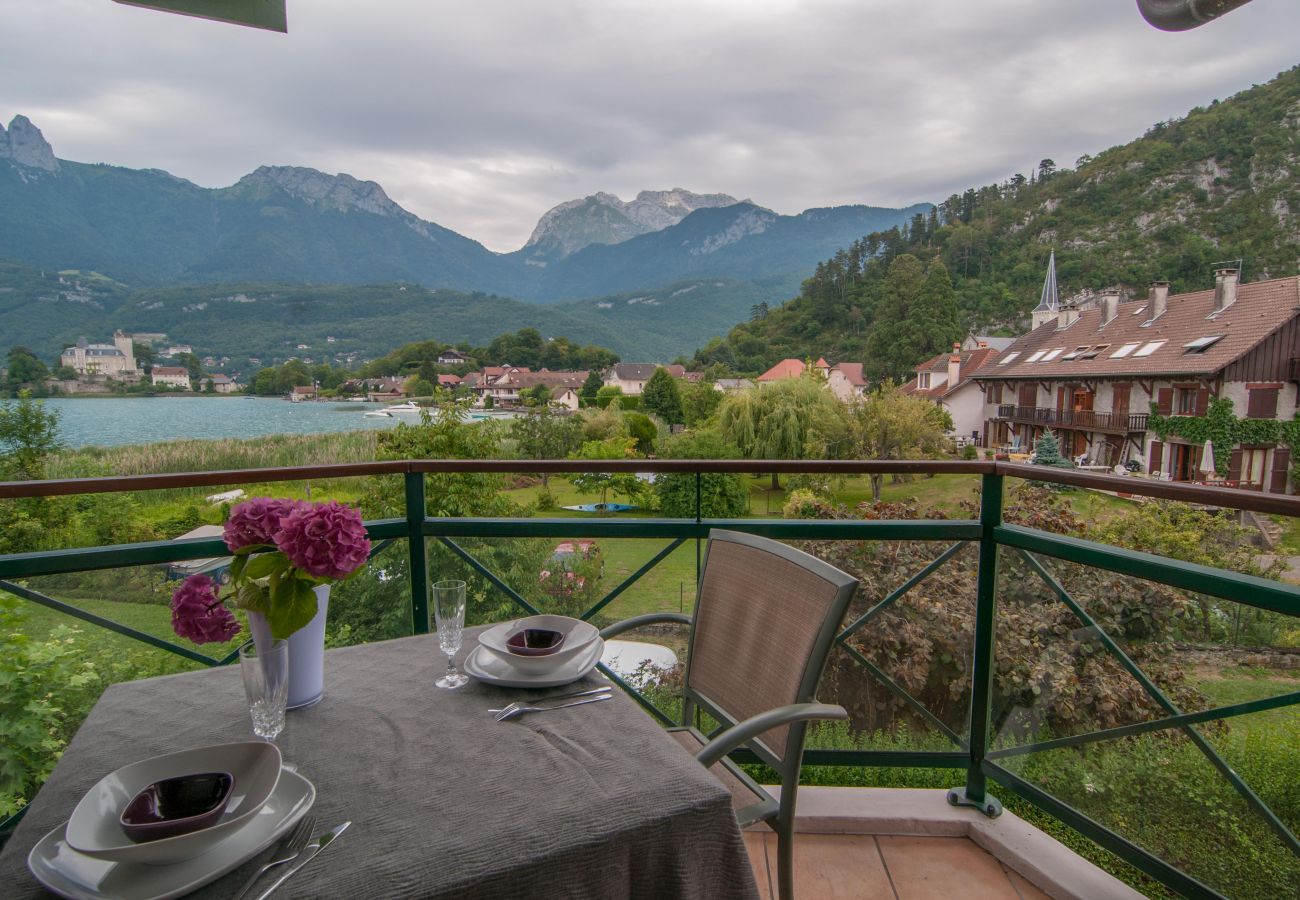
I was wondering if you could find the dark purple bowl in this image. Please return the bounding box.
[120,772,234,843]
[506,628,567,657]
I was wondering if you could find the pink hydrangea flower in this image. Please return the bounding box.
[170,574,241,644]
[223,497,304,552]
[274,500,371,580]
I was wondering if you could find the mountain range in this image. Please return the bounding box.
[0,115,927,361]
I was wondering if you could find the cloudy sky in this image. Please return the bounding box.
[2,1,1296,251]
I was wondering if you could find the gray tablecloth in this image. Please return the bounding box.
[0,629,759,899]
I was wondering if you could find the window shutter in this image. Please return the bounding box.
[1194,388,1210,416]
[1156,388,1173,416]
[1228,448,1243,482]
[1112,384,1131,416]
[1149,441,1162,474]
[1271,447,1290,494]
[1248,388,1279,419]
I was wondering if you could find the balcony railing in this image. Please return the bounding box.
[1,460,1298,899]
[997,404,1149,433]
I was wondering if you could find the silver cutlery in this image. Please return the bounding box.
[489,684,611,717]
[229,813,316,900]
[254,820,351,899]
[495,693,612,721]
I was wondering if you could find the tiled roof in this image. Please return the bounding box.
[152,366,188,377]
[757,359,806,381]
[611,363,680,381]
[981,276,1300,381]
[505,370,589,389]
[437,374,462,385]
[831,362,867,386]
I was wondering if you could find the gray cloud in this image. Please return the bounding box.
[2,0,1296,251]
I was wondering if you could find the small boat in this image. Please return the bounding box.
[365,400,423,418]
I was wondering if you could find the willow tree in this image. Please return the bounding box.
[717,377,848,489]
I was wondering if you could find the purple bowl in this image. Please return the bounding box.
[120,772,234,843]
[506,628,567,657]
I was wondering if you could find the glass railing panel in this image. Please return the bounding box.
[328,537,413,646]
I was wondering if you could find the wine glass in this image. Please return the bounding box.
[239,639,289,740]
[433,579,469,688]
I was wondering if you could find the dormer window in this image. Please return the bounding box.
[1183,335,1224,354]
[1078,344,1109,359]
[918,372,931,389]
[1062,346,1089,360]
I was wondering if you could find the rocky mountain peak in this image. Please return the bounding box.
[236,165,405,218]
[1,115,60,172]
[522,187,741,259]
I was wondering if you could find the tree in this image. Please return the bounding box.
[847,383,952,501]
[579,370,604,407]
[595,385,624,409]
[640,368,683,425]
[717,377,849,489]
[655,430,750,518]
[569,438,647,510]
[624,412,658,455]
[510,406,583,487]
[6,347,49,394]
[0,394,63,480]
[1031,430,1074,468]
[175,352,204,382]
[680,379,723,427]
[132,342,156,375]
[519,384,553,407]
[864,255,963,381]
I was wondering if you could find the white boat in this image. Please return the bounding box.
[365,400,423,418]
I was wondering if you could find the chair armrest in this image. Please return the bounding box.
[695,702,847,768]
[599,612,693,640]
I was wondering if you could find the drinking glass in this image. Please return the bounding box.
[433,579,469,688]
[240,639,289,740]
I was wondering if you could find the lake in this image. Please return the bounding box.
[38,396,404,448]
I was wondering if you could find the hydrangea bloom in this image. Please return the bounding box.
[274,500,371,580]
[223,497,304,552]
[170,574,241,644]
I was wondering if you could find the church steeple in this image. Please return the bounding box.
[1031,250,1059,330]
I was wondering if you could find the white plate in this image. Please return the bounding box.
[477,616,600,674]
[66,741,282,864]
[465,637,605,688]
[28,768,315,900]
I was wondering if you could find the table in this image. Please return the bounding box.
[0,629,759,899]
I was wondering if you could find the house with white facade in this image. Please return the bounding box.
[979,269,1300,492]
[902,343,1001,441]
[151,366,191,389]
[604,364,686,396]
[755,357,870,402]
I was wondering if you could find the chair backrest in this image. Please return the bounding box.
[683,530,859,770]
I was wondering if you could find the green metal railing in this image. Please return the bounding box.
[2,459,1298,897]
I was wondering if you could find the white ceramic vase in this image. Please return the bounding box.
[246,584,330,709]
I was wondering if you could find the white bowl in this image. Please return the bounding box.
[478,615,600,675]
[66,742,282,864]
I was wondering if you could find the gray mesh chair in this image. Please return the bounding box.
[600,529,859,900]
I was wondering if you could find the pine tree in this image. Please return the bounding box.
[640,367,684,424]
[579,369,604,407]
[1031,430,1074,468]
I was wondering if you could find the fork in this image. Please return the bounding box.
[229,813,317,900]
[489,685,611,718]
[495,693,612,721]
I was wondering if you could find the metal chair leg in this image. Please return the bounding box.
[776,826,794,900]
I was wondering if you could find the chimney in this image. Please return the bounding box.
[1056,303,1079,330]
[1213,267,1239,312]
[1101,289,1120,325]
[947,343,961,387]
[1149,280,1170,320]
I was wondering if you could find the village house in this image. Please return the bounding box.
[756,357,869,402]
[474,368,587,408]
[436,374,462,389]
[713,378,755,393]
[204,374,237,394]
[604,364,686,396]
[290,384,317,402]
[61,331,140,380]
[150,366,191,389]
[437,349,469,365]
[902,343,1002,442]
[979,269,1300,492]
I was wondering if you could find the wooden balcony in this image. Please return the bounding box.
[996,404,1149,434]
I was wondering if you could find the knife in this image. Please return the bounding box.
[254,821,351,899]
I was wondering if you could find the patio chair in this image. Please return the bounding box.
[600,530,859,900]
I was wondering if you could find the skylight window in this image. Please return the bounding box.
[1183,335,1224,353]
[1131,305,1147,315]
[1041,348,1064,361]
[1078,344,1109,359]
[1110,342,1140,358]
[997,352,1019,365]
[1026,350,1047,363]
[1133,340,1165,358]
[1062,346,1089,360]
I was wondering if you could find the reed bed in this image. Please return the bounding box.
[47,430,382,478]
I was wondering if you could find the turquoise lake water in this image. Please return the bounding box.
[38,397,404,448]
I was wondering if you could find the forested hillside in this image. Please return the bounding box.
[694,66,1299,377]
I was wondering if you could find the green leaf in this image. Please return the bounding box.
[229,554,247,584]
[268,576,318,640]
[236,581,269,615]
[244,553,289,580]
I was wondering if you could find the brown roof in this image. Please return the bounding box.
[505,370,589,389]
[981,276,1300,381]
[904,347,1001,399]
[831,362,867,386]
[152,366,188,377]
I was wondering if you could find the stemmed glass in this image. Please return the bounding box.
[433,579,469,688]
